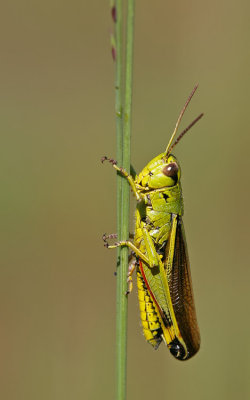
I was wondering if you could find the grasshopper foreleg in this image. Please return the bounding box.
[101,156,141,201]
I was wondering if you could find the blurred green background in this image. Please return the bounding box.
[1,1,250,399]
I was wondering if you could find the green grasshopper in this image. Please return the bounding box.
[102,85,202,360]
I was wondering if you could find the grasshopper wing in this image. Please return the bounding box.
[165,216,200,359]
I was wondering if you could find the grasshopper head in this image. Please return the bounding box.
[138,86,203,191]
[137,153,181,189]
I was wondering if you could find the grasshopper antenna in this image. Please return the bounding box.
[165,84,199,157]
[168,113,204,154]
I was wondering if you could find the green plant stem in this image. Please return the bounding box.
[115,0,135,399]
[114,0,125,398]
[115,0,123,222]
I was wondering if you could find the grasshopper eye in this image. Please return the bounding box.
[162,162,178,178]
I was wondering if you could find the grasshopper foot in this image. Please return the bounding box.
[102,233,118,248]
[101,156,117,165]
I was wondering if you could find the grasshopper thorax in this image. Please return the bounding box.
[136,153,181,190]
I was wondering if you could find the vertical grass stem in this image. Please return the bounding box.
[114,0,135,399]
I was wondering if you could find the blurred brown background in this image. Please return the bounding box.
[0,1,250,399]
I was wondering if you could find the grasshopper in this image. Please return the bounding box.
[103,86,202,360]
